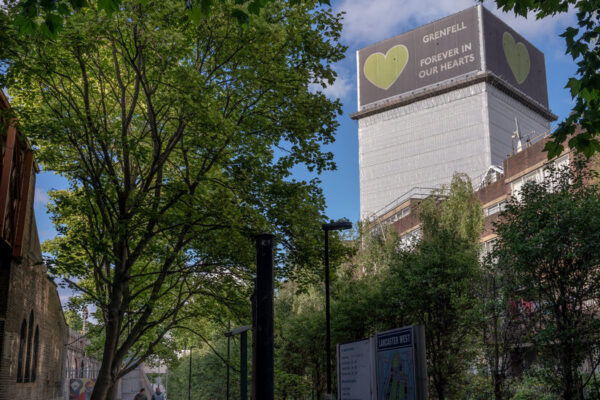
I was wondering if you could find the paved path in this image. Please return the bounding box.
[116,364,153,400]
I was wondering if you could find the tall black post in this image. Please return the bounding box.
[251,280,257,400]
[226,321,231,400]
[188,346,193,400]
[241,331,248,400]
[254,234,274,400]
[324,229,332,399]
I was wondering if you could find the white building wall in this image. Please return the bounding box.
[486,85,551,165]
[358,82,552,219]
[359,83,490,219]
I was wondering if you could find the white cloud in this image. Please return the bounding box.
[334,0,575,49]
[323,75,353,99]
[34,187,50,206]
[309,74,353,100]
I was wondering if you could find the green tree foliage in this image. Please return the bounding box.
[275,283,326,399]
[167,330,249,400]
[487,0,600,158]
[64,309,84,332]
[389,175,484,400]
[0,0,345,398]
[6,0,331,37]
[477,258,525,400]
[492,161,600,398]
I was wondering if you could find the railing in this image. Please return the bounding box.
[65,365,100,380]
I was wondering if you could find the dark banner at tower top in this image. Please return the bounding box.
[481,8,548,107]
[356,6,549,110]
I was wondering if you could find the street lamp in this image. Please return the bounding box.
[322,220,352,399]
[225,325,252,400]
[188,345,195,400]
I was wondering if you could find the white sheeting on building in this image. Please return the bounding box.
[358,82,551,219]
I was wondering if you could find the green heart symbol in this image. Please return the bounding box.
[364,45,409,90]
[503,32,530,84]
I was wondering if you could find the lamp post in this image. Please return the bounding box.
[225,325,252,400]
[188,345,195,400]
[322,220,352,399]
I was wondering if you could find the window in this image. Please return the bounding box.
[24,311,33,382]
[481,239,497,260]
[511,155,570,201]
[399,227,421,248]
[483,200,507,217]
[17,319,26,382]
[31,326,39,382]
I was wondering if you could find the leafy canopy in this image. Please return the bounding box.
[1,0,346,397]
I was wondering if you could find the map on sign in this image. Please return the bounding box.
[375,328,416,400]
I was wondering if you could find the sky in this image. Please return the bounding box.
[30,0,579,304]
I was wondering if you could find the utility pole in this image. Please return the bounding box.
[322,221,352,399]
[226,321,231,400]
[254,234,274,400]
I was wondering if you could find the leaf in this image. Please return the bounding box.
[44,13,63,35]
[97,0,120,15]
[231,8,248,24]
[69,0,88,9]
[200,0,213,16]
[543,140,564,159]
[188,6,204,24]
[248,0,261,15]
[57,4,71,16]
[14,14,37,35]
[565,77,581,99]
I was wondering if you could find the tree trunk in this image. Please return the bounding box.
[91,296,124,400]
[560,348,576,400]
[91,365,117,400]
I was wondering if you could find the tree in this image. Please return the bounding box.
[6,0,331,36]
[275,282,327,399]
[487,0,600,158]
[492,161,600,399]
[64,309,84,332]
[478,256,527,400]
[389,175,484,400]
[0,0,345,398]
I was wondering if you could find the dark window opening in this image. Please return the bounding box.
[17,319,26,382]
[31,326,39,382]
[24,310,33,382]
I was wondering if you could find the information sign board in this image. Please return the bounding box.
[337,338,375,400]
[336,326,427,400]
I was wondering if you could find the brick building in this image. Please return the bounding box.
[0,91,67,400]
[373,133,571,246]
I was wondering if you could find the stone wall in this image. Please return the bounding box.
[0,166,68,400]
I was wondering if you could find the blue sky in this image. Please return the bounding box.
[33,0,578,266]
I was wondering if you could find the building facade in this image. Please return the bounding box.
[379,133,572,248]
[353,6,556,220]
[0,91,68,400]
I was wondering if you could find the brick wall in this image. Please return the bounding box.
[0,166,67,400]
